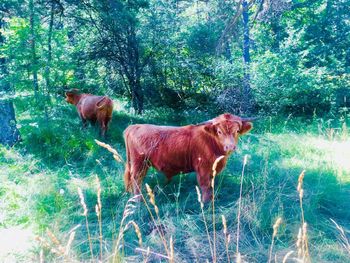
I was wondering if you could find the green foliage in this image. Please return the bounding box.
[186,23,217,56]
[1,0,350,261]
[250,0,350,117]
[251,50,334,115]
[3,0,349,116]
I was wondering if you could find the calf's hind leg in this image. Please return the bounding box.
[130,155,150,196]
[99,121,107,137]
[97,110,111,137]
[100,116,111,137]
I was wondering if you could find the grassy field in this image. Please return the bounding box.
[1,97,350,262]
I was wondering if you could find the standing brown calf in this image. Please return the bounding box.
[65,90,113,137]
[123,113,253,202]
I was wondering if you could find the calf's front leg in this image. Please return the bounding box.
[196,167,213,202]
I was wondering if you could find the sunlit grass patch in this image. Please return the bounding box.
[0,148,35,227]
[0,226,34,262]
[272,134,350,182]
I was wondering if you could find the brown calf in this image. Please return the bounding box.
[65,90,113,137]
[123,113,253,202]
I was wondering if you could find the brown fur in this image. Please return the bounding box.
[123,113,252,202]
[65,90,113,137]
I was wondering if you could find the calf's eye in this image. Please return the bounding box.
[217,129,222,135]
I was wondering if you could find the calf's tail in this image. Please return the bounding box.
[97,97,113,115]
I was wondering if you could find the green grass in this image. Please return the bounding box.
[1,97,350,262]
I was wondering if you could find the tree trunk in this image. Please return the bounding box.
[224,41,232,61]
[0,99,21,146]
[45,0,54,95]
[128,71,143,114]
[0,16,20,146]
[41,0,55,121]
[127,25,144,114]
[241,0,253,114]
[133,79,143,114]
[29,0,39,100]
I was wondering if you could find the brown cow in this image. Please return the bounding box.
[65,90,113,137]
[123,113,253,202]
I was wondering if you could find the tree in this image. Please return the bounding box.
[29,0,39,101]
[241,0,252,114]
[64,0,149,114]
[216,0,255,114]
[0,12,20,146]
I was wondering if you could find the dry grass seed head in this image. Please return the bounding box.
[95,139,123,162]
[125,221,143,247]
[46,229,60,246]
[123,195,139,218]
[145,183,159,215]
[77,187,88,216]
[273,217,282,237]
[64,231,76,256]
[302,223,308,247]
[297,227,302,257]
[243,155,248,165]
[222,215,227,235]
[297,170,305,192]
[46,229,65,255]
[212,155,225,177]
[95,204,100,217]
[96,175,102,210]
[37,237,60,256]
[195,186,204,209]
[302,223,308,237]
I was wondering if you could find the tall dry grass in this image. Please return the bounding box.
[211,155,225,263]
[36,226,78,262]
[222,214,230,263]
[144,183,172,261]
[330,219,350,256]
[268,217,282,263]
[36,164,320,263]
[94,139,123,163]
[297,170,310,262]
[235,154,248,263]
[95,176,103,261]
[195,185,213,260]
[35,136,350,263]
[96,140,173,262]
[78,187,93,258]
[113,194,143,262]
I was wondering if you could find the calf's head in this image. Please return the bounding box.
[65,89,80,105]
[204,113,253,154]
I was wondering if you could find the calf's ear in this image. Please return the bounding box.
[239,121,252,135]
[204,123,217,134]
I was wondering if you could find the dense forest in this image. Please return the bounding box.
[1,0,350,262]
